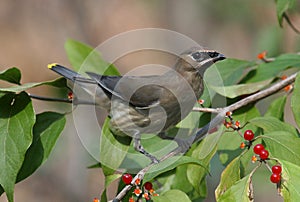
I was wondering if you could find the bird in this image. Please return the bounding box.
[48,47,225,163]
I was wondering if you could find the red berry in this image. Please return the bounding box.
[270,173,281,183]
[144,182,153,191]
[272,165,282,174]
[253,144,264,155]
[244,130,254,141]
[259,149,269,160]
[122,173,132,185]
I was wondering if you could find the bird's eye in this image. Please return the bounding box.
[191,52,202,60]
[207,52,219,58]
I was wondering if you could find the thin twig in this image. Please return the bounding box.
[29,93,72,103]
[29,93,97,105]
[113,71,298,201]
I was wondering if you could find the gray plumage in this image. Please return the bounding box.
[49,48,225,162]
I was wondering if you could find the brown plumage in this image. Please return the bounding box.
[49,47,225,163]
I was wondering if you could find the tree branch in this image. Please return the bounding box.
[192,107,222,113]
[112,71,298,201]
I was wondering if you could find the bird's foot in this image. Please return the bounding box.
[174,138,193,153]
[134,138,159,164]
[158,132,193,153]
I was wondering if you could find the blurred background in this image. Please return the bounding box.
[0,0,299,201]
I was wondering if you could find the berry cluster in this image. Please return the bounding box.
[270,165,282,184]
[121,173,158,201]
[253,143,269,160]
[224,111,241,130]
[225,111,283,185]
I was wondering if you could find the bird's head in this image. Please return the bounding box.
[176,47,226,75]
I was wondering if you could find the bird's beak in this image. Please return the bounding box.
[213,53,226,63]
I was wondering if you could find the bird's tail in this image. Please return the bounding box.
[48,63,81,82]
[48,63,111,109]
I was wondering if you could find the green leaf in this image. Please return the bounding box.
[209,79,272,98]
[205,59,255,86]
[16,112,65,182]
[215,157,241,201]
[247,53,300,83]
[276,0,296,26]
[187,136,218,195]
[291,73,300,128]
[0,68,21,85]
[172,164,193,193]
[100,118,130,176]
[0,77,67,93]
[105,173,121,188]
[217,172,254,202]
[205,59,267,98]
[281,160,300,201]
[87,162,101,169]
[143,156,206,183]
[0,185,3,196]
[249,116,298,137]
[265,95,287,120]
[194,129,223,160]
[153,189,191,202]
[262,131,300,166]
[0,92,35,202]
[64,39,120,75]
[100,189,107,202]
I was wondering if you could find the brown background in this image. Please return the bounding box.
[0,1,299,201]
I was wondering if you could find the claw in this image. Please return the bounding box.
[134,138,159,164]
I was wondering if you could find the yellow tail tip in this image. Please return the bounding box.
[47,63,58,69]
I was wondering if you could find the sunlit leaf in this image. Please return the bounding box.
[262,131,300,166]
[247,53,300,83]
[249,117,298,137]
[100,118,130,176]
[209,79,272,98]
[215,157,241,201]
[153,189,191,202]
[291,73,300,128]
[276,0,296,26]
[217,172,254,202]
[187,133,218,194]
[205,59,254,86]
[65,39,120,75]
[144,156,206,183]
[0,92,35,202]
[281,160,300,201]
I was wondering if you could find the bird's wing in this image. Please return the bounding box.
[86,72,165,108]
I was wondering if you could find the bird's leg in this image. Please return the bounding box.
[133,137,159,164]
[158,132,192,153]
